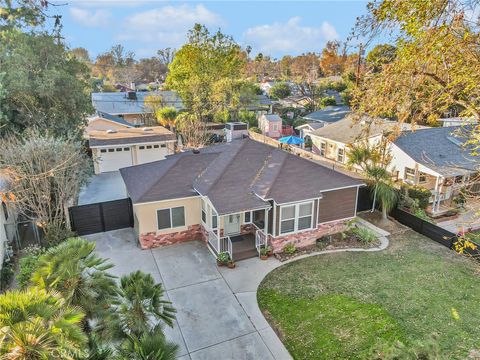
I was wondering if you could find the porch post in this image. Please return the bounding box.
[264,208,269,234]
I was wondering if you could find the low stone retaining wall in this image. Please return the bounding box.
[269,220,347,253]
[139,224,206,249]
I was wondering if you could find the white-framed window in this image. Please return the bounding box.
[201,200,207,224]
[405,167,415,183]
[212,212,218,230]
[244,211,252,223]
[337,148,345,163]
[280,201,314,234]
[157,206,185,230]
[419,172,427,183]
[320,142,326,156]
[271,124,278,131]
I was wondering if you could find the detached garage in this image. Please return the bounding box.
[89,127,176,174]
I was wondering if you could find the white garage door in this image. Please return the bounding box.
[137,144,169,164]
[98,147,133,173]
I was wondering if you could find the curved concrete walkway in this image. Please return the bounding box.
[86,219,389,360]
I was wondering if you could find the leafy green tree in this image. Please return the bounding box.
[270,82,291,99]
[156,106,178,130]
[0,288,87,359]
[116,326,178,360]
[166,24,245,123]
[0,32,92,138]
[353,0,480,125]
[110,271,176,340]
[31,238,118,327]
[365,44,397,73]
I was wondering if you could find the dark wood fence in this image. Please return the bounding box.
[390,207,480,258]
[69,198,133,236]
[357,186,374,212]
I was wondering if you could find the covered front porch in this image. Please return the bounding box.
[204,204,270,261]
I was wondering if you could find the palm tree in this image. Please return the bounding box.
[347,138,398,220]
[30,238,118,327]
[155,106,177,131]
[113,271,176,339]
[116,326,178,360]
[0,288,87,359]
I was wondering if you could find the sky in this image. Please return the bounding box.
[47,0,370,60]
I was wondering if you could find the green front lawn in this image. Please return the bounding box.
[258,231,480,359]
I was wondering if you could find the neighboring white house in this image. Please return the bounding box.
[88,126,176,174]
[309,116,416,166]
[388,126,479,213]
[258,114,283,138]
[295,122,326,142]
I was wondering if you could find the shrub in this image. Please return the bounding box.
[249,126,262,134]
[283,243,297,254]
[217,252,230,264]
[404,185,431,209]
[320,96,336,107]
[0,261,14,291]
[351,226,378,244]
[17,245,44,289]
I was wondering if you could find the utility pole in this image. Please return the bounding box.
[356,43,363,87]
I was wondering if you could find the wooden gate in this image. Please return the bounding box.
[69,198,133,236]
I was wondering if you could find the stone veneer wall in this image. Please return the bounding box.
[269,220,347,253]
[139,224,207,249]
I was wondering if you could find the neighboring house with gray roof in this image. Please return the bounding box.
[388,126,479,212]
[120,138,363,260]
[302,105,351,125]
[309,115,418,166]
[91,91,184,125]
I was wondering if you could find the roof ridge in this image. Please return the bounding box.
[194,140,248,195]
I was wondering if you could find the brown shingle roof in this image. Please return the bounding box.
[88,126,175,147]
[121,139,363,212]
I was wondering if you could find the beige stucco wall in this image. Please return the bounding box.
[134,196,202,235]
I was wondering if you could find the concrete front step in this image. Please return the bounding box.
[234,248,258,261]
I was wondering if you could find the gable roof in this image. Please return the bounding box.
[296,122,325,131]
[260,114,282,122]
[393,126,478,177]
[303,105,351,123]
[95,112,134,127]
[121,138,362,213]
[310,116,413,144]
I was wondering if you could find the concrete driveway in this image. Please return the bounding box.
[85,229,292,360]
[78,172,127,205]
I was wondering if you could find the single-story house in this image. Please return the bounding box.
[91,91,184,125]
[120,138,363,260]
[89,126,176,174]
[309,116,419,165]
[388,126,479,212]
[302,105,351,126]
[258,114,283,138]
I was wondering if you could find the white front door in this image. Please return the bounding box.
[224,214,241,235]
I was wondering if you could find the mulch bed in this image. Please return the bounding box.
[274,232,381,262]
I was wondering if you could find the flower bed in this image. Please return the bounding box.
[274,228,381,262]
